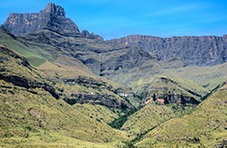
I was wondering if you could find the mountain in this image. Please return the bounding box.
[3,3,227,101]
[1,2,227,147]
[3,3,103,40]
[3,3,79,36]
[110,34,227,66]
[2,2,226,106]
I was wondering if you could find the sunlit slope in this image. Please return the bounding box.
[0,80,127,147]
[0,27,46,66]
[168,63,227,91]
[136,82,227,147]
[0,26,94,78]
[122,103,175,136]
[0,46,128,147]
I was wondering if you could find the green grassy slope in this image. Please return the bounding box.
[0,80,127,147]
[136,82,227,147]
[0,27,45,67]
[121,103,194,139]
[0,46,130,147]
[74,104,119,124]
[121,103,175,137]
[110,57,226,103]
[168,63,227,91]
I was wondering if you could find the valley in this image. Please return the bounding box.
[0,3,226,148]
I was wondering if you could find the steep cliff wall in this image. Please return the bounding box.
[110,35,227,66]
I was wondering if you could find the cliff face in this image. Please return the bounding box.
[3,3,80,36]
[144,77,205,105]
[110,35,227,66]
[19,28,154,77]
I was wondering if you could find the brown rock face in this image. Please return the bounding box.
[110,35,227,66]
[144,77,202,105]
[3,3,80,36]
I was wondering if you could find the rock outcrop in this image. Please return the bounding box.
[144,77,205,105]
[0,46,60,99]
[3,3,80,36]
[110,35,227,66]
[0,45,30,68]
[63,94,130,109]
[0,74,59,99]
[63,76,133,109]
[81,30,104,41]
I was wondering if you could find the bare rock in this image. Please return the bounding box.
[110,35,227,66]
[3,3,80,36]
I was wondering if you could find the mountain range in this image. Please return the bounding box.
[0,3,226,147]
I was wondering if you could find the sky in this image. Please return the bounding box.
[0,0,227,40]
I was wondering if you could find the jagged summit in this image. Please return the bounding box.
[3,3,80,36]
[44,3,65,16]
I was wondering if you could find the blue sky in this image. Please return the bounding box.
[0,0,226,40]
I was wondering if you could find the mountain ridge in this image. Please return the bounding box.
[110,34,227,66]
[3,3,227,67]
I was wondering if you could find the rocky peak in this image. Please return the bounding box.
[3,3,80,36]
[44,3,65,16]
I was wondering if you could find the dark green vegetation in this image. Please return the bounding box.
[0,3,227,147]
[110,108,138,129]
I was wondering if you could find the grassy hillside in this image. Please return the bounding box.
[136,82,227,147]
[74,104,119,124]
[122,103,175,137]
[0,27,135,109]
[110,57,226,104]
[168,63,227,91]
[0,27,46,67]
[121,103,194,139]
[0,80,128,147]
[0,46,131,147]
[0,27,94,77]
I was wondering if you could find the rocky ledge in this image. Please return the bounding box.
[0,74,59,99]
[63,76,133,109]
